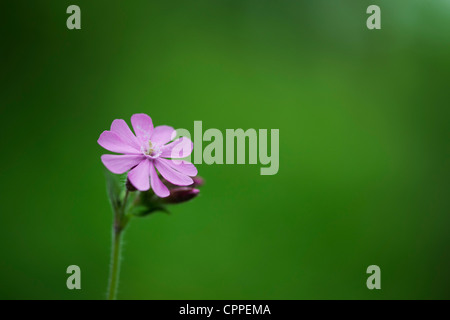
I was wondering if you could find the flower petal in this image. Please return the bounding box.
[149,162,170,197]
[131,113,153,140]
[154,158,193,186]
[98,131,140,154]
[160,137,193,158]
[101,154,145,174]
[110,119,141,150]
[158,158,197,177]
[127,159,150,191]
[151,125,176,146]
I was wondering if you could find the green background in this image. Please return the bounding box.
[1,0,449,299]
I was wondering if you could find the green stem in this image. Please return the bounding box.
[107,190,129,300]
[107,229,122,300]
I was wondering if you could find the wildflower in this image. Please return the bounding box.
[98,113,197,197]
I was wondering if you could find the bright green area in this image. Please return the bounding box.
[1,0,449,299]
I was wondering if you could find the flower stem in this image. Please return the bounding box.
[107,190,129,300]
[107,229,122,300]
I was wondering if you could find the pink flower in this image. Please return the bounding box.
[98,113,197,197]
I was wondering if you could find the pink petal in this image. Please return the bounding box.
[101,154,145,174]
[149,162,170,197]
[131,113,153,140]
[127,159,150,191]
[98,131,140,154]
[151,125,176,146]
[160,137,193,159]
[158,158,197,176]
[110,119,141,150]
[154,158,193,186]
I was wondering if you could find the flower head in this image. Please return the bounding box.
[98,113,197,197]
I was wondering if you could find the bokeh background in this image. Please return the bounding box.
[1,0,449,299]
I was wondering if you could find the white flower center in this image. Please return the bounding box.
[142,140,162,158]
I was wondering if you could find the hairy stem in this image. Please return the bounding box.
[107,190,129,300]
[107,229,122,300]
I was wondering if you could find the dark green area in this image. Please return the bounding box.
[0,0,449,299]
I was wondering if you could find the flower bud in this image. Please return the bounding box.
[192,176,205,187]
[126,178,137,192]
[163,187,200,204]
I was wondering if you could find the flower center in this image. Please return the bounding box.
[143,140,162,158]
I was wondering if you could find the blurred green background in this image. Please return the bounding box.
[1,0,449,299]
